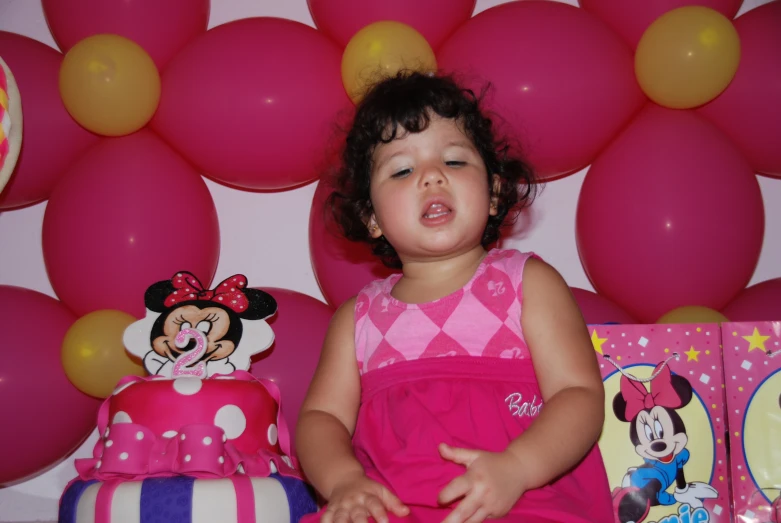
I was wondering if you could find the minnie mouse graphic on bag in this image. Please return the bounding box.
[124,271,278,377]
[610,361,718,523]
[592,324,731,523]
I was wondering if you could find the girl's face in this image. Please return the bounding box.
[368,115,496,264]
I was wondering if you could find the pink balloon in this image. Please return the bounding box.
[576,104,764,323]
[698,1,781,179]
[309,181,397,308]
[578,0,742,49]
[307,0,475,50]
[152,18,352,191]
[437,1,645,181]
[42,0,209,70]
[42,130,219,317]
[0,32,99,210]
[722,278,781,322]
[0,286,100,486]
[570,287,637,325]
[249,288,334,449]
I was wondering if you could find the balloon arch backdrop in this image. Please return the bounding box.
[0,0,779,485]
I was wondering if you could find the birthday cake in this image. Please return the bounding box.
[0,55,23,196]
[59,272,317,523]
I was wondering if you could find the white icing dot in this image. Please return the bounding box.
[203,436,212,446]
[281,456,293,467]
[162,431,178,438]
[113,411,132,424]
[218,456,225,464]
[267,424,278,445]
[214,405,247,440]
[269,460,278,473]
[105,440,113,448]
[173,377,203,395]
[96,460,102,469]
[181,434,186,441]
[119,452,129,461]
[184,455,192,462]
[136,431,144,441]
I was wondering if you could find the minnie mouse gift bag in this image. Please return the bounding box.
[592,324,730,523]
[721,321,781,523]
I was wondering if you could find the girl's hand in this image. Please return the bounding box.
[323,472,410,523]
[437,443,527,523]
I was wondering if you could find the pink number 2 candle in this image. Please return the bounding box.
[172,328,208,378]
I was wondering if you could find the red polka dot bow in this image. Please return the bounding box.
[164,272,249,313]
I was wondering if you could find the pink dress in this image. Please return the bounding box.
[305,249,612,523]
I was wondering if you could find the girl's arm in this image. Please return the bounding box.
[296,298,365,498]
[508,257,606,490]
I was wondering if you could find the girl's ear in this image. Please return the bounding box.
[367,214,383,238]
[489,174,501,216]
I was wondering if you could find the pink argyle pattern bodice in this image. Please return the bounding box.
[354,249,537,374]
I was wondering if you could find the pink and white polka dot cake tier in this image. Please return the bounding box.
[60,372,317,523]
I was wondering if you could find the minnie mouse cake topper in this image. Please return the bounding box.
[124,271,277,378]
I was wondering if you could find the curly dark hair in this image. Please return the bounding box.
[326,71,537,269]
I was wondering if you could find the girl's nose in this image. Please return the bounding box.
[420,165,446,187]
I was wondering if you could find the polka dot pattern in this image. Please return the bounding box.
[214,404,247,440]
[173,377,203,395]
[112,411,132,424]
[165,273,250,313]
[592,324,729,523]
[722,322,781,521]
[80,371,292,481]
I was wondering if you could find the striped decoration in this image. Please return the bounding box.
[59,474,317,523]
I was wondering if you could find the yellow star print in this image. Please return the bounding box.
[591,329,608,355]
[684,346,700,362]
[743,327,770,352]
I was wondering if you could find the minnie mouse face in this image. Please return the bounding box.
[613,364,693,464]
[143,272,276,366]
[632,406,688,464]
[151,303,239,363]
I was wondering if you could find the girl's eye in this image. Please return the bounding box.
[391,168,412,178]
[445,161,466,167]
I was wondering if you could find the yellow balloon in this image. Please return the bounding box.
[59,34,161,136]
[62,310,146,398]
[656,305,729,324]
[635,6,740,109]
[342,21,437,104]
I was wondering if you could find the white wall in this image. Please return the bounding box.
[0,0,777,520]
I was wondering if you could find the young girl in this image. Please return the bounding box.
[296,72,613,523]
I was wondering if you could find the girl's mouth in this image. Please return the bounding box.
[423,202,451,219]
